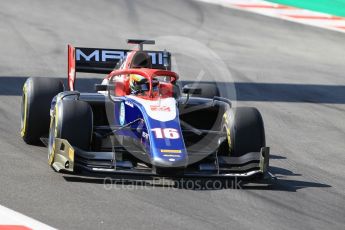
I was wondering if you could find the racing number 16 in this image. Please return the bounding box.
[151,128,180,139]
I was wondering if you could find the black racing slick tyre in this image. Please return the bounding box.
[221,107,265,157]
[48,100,93,156]
[20,77,64,144]
[48,100,92,173]
[184,83,220,98]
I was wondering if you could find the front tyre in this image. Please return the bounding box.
[48,100,93,167]
[221,107,265,157]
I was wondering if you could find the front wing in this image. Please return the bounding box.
[49,138,271,180]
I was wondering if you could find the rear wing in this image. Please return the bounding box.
[67,44,171,91]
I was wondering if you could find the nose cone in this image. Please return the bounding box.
[151,154,188,168]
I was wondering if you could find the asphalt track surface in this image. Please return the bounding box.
[0,0,344,229]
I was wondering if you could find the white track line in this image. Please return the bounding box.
[195,0,345,33]
[0,205,56,230]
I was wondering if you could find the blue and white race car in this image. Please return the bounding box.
[20,39,270,179]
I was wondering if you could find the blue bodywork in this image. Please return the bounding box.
[115,96,188,167]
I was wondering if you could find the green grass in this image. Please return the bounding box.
[267,0,345,17]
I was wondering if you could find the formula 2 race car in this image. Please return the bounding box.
[20,39,270,179]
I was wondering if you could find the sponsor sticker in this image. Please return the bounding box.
[150,105,171,112]
[142,131,149,139]
[119,102,125,125]
[75,49,165,65]
[125,101,134,108]
[163,154,181,158]
[160,149,182,153]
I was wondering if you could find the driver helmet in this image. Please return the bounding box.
[129,74,159,95]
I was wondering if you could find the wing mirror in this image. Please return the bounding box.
[94,84,115,91]
[182,85,202,95]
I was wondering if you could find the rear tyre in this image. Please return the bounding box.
[21,77,64,144]
[184,83,219,98]
[221,107,265,157]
